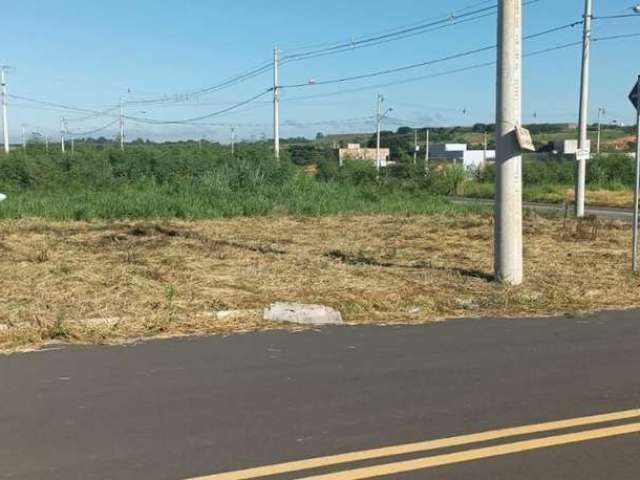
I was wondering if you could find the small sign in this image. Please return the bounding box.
[630,81,640,112]
[576,148,590,161]
[515,126,536,152]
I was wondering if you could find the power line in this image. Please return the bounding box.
[125,61,273,106]
[67,119,120,137]
[279,20,582,90]
[282,9,500,65]
[593,13,640,20]
[281,0,496,54]
[282,40,585,104]
[282,4,497,63]
[8,29,636,131]
[124,89,273,125]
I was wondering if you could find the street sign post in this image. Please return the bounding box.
[630,76,640,272]
[576,148,591,162]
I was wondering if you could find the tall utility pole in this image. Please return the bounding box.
[376,94,384,180]
[119,97,125,151]
[596,107,605,154]
[44,135,49,154]
[494,0,524,285]
[413,129,418,164]
[231,127,235,156]
[60,118,66,154]
[21,125,26,151]
[1,66,9,154]
[425,129,430,172]
[483,130,489,165]
[273,47,280,161]
[575,0,593,217]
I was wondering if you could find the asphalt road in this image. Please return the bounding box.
[450,196,635,220]
[1,310,640,479]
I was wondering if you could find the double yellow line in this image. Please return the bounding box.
[189,409,640,480]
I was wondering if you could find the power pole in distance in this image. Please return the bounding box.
[413,129,418,164]
[494,0,524,285]
[376,94,384,181]
[596,107,605,154]
[60,118,66,154]
[575,0,593,217]
[1,65,10,154]
[483,130,488,165]
[232,128,236,156]
[273,47,280,161]
[21,124,26,151]
[425,129,430,172]
[119,97,125,151]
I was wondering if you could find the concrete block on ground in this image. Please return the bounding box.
[263,303,343,326]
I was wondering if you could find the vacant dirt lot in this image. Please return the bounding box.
[1,214,638,351]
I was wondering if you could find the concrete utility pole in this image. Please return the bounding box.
[119,97,125,151]
[44,135,49,154]
[413,129,418,164]
[596,107,605,154]
[425,129,430,172]
[21,125,26,151]
[575,0,593,217]
[376,94,384,180]
[1,66,9,154]
[60,118,66,154]
[232,128,236,156]
[632,76,640,273]
[483,130,489,165]
[273,47,280,161]
[494,0,524,285]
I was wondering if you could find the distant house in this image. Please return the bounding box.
[553,139,591,155]
[337,143,390,167]
[430,143,495,171]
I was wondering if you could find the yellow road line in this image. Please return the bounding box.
[189,409,640,480]
[301,422,640,480]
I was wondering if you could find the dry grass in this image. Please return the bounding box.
[563,188,634,209]
[1,214,639,352]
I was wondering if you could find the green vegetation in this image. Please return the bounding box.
[466,154,637,205]
[3,120,635,221]
[0,143,483,220]
[317,122,635,155]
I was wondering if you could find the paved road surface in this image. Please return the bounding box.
[1,310,639,479]
[450,196,634,220]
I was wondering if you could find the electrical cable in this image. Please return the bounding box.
[279,20,583,90]
[67,119,120,137]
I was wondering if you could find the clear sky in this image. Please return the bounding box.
[2,0,640,142]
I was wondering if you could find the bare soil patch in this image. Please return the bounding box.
[1,214,638,351]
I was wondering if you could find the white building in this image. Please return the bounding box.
[553,139,591,155]
[430,143,494,171]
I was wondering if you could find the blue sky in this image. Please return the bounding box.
[3,0,640,142]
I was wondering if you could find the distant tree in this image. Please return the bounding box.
[316,132,325,140]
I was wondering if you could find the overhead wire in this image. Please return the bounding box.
[67,119,120,137]
[279,20,583,90]
[280,0,496,54]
